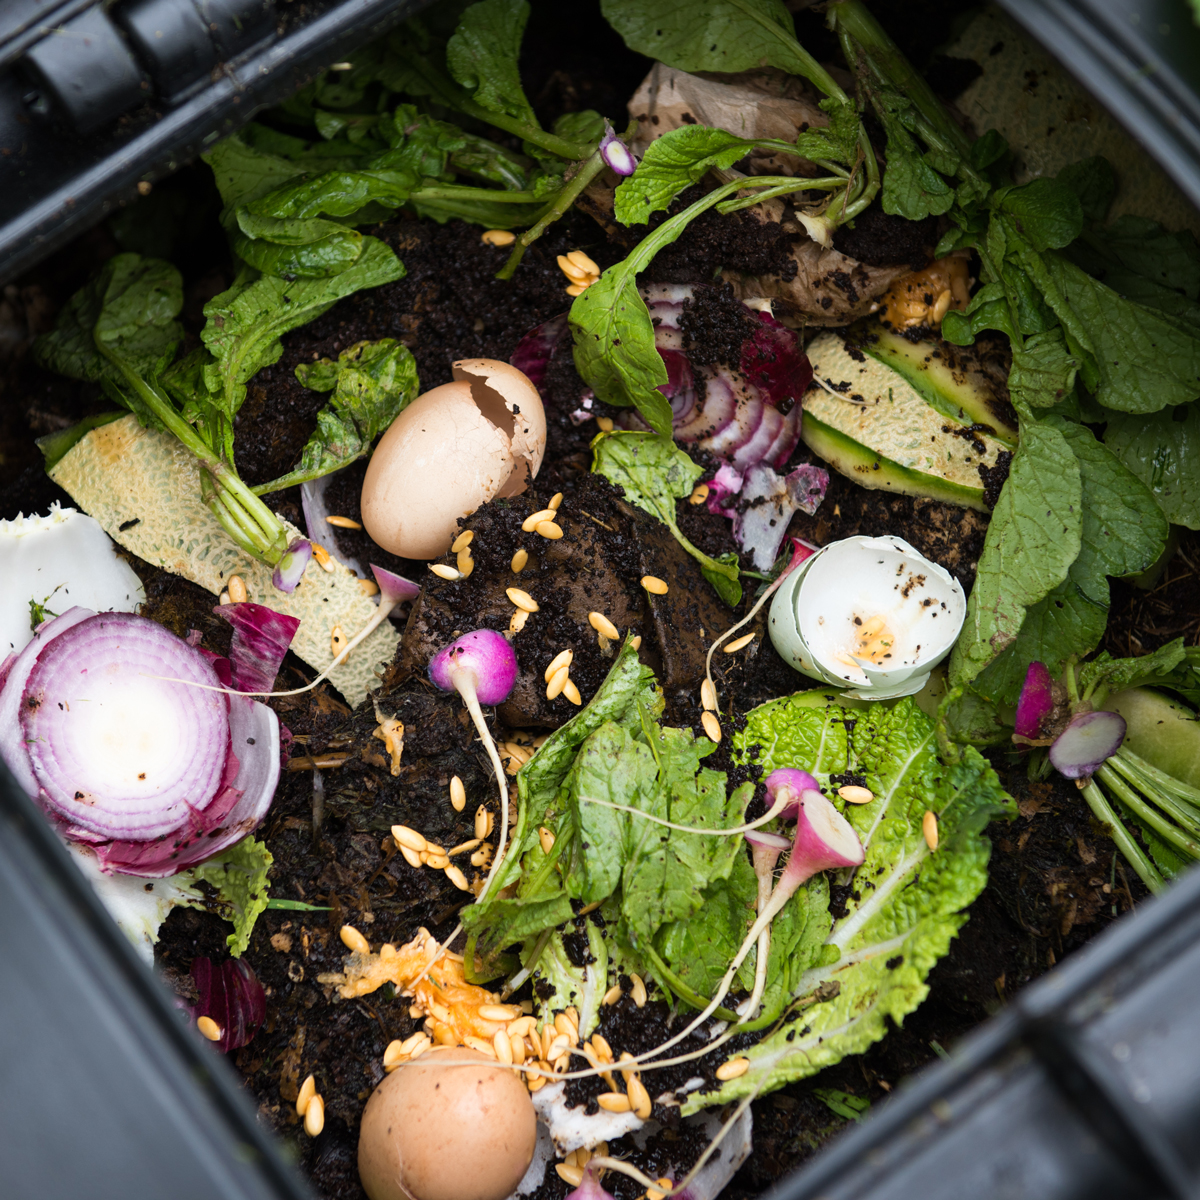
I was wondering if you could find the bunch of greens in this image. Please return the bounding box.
[463,640,1012,1108]
[33,252,415,571]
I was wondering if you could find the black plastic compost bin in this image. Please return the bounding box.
[3,1,1200,1199]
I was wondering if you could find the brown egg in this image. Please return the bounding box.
[357,1047,537,1200]
[360,359,545,560]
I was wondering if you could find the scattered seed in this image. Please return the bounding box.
[479,1004,520,1022]
[522,509,557,532]
[701,711,722,743]
[647,1178,674,1200]
[507,1016,536,1038]
[641,575,669,595]
[448,838,481,856]
[358,578,380,596]
[563,678,582,705]
[923,809,939,851]
[303,1093,325,1137]
[510,1034,526,1064]
[409,1037,431,1060]
[430,563,461,581]
[456,548,475,577]
[544,649,574,682]
[589,611,620,640]
[546,665,570,700]
[330,625,348,659]
[539,826,556,855]
[399,844,423,869]
[464,1036,498,1059]
[565,282,588,296]
[716,1057,751,1081]
[536,520,564,540]
[527,1073,547,1093]
[227,575,248,603]
[557,256,591,284]
[724,633,756,653]
[451,530,474,552]
[548,492,563,511]
[340,925,370,954]
[509,608,531,634]
[425,852,451,871]
[838,785,875,805]
[700,679,718,711]
[450,775,466,812]
[218,592,231,605]
[595,416,614,432]
[391,825,427,852]
[488,1029,512,1064]
[470,846,492,867]
[597,1093,632,1113]
[383,1041,406,1070]
[630,973,648,1008]
[628,1074,652,1119]
[567,249,600,276]
[602,984,622,1006]
[482,229,516,246]
[554,1011,578,1042]
[931,288,953,325]
[475,806,493,840]
[507,587,539,612]
[618,1051,637,1083]
[689,483,710,505]
[325,515,362,530]
[592,1034,613,1061]
[197,1015,222,1042]
[631,635,642,651]
[441,863,468,890]
[556,1164,584,1187]
[311,543,335,573]
[296,1073,316,1115]
[511,548,529,573]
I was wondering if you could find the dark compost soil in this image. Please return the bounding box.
[0,2,1192,1197]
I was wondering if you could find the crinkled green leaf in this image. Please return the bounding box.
[198,237,404,427]
[446,0,537,127]
[950,421,1083,687]
[204,133,308,210]
[189,836,273,957]
[996,177,1083,252]
[1077,639,1188,699]
[526,921,610,1039]
[614,126,755,226]
[1105,405,1200,529]
[232,229,365,279]
[1055,156,1115,224]
[693,698,1012,1111]
[874,95,955,221]
[1009,328,1078,408]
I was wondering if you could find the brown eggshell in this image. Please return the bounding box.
[361,381,515,559]
[451,359,546,497]
[357,1048,537,1200]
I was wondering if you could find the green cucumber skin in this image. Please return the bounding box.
[1105,688,1200,791]
[855,325,1019,447]
[801,413,989,512]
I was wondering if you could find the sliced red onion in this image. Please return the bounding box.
[215,602,301,694]
[1015,661,1055,740]
[21,614,229,840]
[301,472,365,578]
[0,608,280,878]
[371,563,420,605]
[599,122,637,176]
[189,956,266,1053]
[428,629,518,707]
[272,538,312,593]
[1049,710,1127,780]
[739,311,814,409]
[511,314,569,396]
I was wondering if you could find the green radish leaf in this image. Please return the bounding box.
[446,0,538,127]
[1105,404,1200,528]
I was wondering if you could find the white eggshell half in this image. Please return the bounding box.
[769,535,966,698]
[452,358,547,492]
[361,381,515,559]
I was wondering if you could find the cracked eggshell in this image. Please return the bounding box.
[768,535,965,700]
[361,359,545,559]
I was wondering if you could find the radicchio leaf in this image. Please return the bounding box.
[189,956,267,1053]
[215,601,301,693]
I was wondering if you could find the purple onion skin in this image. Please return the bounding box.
[370,563,420,605]
[272,538,312,593]
[190,957,267,1053]
[428,630,519,707]
[1049,710,1127,780]
[1015,661,1055,740]
[214,602,301,693]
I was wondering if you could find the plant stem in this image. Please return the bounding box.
[640,943,741,1022]
[726,0,847,102]
[716,175,848,216]
[1106,755,1200,837]
[1095,763,1200,860]
[1115,747,1200,808]
[411,185,544,204]
[1079,779,1164,893]
[497,150,606,280]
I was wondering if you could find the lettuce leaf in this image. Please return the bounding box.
[189,836,274,957]
[690,694,1013,1112]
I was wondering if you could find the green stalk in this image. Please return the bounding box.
[1115,748,1200,808]
[726,0,847,101]
[497,150,606,280]
[410,185,544,204]
[640,943,741,1022]
[716,174,849,216]
[100,345,290,565]
[1080,779,1164,893]
[1106,755,1200,836]
[1096,763,1200,861]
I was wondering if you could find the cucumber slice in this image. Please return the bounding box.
[801,332,1011,512]
[850,323,1019,446]
[1104,688,1200,791]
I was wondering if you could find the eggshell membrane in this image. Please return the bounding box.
[361,361,546,559]
[357,1048,537,1200]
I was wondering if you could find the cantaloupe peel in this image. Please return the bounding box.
[49,414,398,707]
